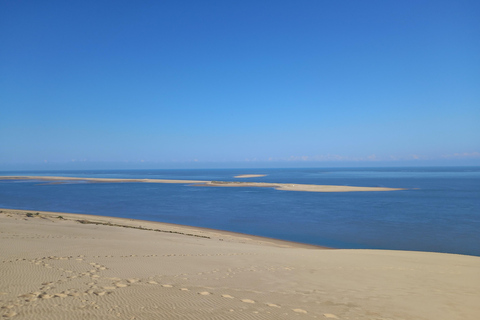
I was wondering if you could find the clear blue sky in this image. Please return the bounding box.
[1,0,479,170]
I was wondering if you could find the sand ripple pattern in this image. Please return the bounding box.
[1,252,331,319]
[2,209,479,320]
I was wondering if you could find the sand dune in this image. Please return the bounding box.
[1,208,479,319]
[0,176,405,192]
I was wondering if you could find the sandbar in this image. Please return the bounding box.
[1,208,479,319]
[0,176,405,192]
[234,174,267,178]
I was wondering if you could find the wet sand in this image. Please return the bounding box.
[1,208,479,319]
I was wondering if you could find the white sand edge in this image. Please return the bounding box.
[234,174,267,178]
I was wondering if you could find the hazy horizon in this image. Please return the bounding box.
[1,159,479,172]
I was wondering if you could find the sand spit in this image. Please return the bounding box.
[203,181,404,192]
[1,208,480,320]
[0,176,404,192]
[234,174,267,178]
[0,176,204,184]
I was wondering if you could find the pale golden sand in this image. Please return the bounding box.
[234,174,267,178]
[0,176,405,192]
[1,208,479,319]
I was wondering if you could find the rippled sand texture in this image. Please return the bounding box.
[1,208,479,320]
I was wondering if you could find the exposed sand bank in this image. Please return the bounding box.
[203,181,404,192]
[234,174,267,178]
[0,176,205,184]
[0,176,405,192]
[1,208,479,320]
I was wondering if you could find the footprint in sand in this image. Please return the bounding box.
[293,308,307,314]
[1,305,15,310]
[241,299,255,304]
[266,303,280,308]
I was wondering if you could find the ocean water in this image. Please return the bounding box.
[0,167,479,256]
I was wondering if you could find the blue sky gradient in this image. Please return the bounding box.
[1,1,479,169]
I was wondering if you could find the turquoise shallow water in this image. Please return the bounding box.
[1,167,479,256]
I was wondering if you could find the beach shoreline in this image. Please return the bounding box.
[0,208,327,250]
[1,207,479,319]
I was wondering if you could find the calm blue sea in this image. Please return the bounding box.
[1,167,479,256]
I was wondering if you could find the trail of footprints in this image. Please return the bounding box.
[2,252,258,264]
[2,255,128,317]
[1,253,337,319]
[140,281,310,315]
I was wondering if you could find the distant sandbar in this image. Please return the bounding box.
[234,174,267,178]
[0,176,405,193]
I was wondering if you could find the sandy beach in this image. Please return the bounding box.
[0,176,404,192]
[1,208,479,319]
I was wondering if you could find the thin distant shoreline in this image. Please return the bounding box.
[234,174,267,178]
[0,176,405,192]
